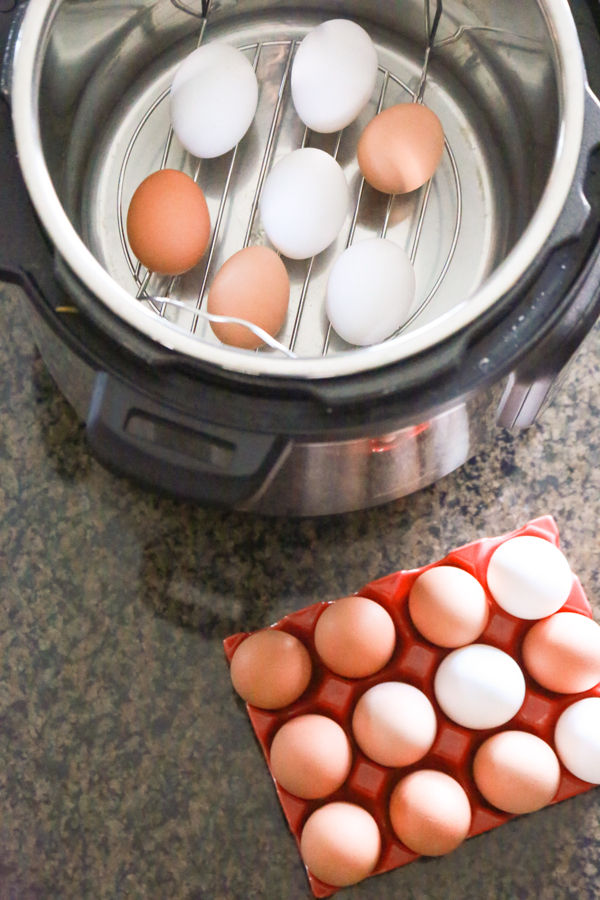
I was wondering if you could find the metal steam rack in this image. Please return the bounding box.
[115,0,463,360]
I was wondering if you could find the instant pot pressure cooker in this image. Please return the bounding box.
[2,0,600,515]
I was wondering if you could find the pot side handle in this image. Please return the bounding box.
[87,372,292,507]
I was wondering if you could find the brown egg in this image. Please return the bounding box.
[300,802,381,887]
[522,612,600,693]
[408,566,489,648]
[126,169,211,275]
[229,629,312,709]
[357,103,445,194]
[473,731,561,814]
[207,246,290,349]
[314,596,396,678]
[389,770,471,856]
[269,714,352,799]
[352,681,437,768]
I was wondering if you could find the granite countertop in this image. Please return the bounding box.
[1,279,600,900]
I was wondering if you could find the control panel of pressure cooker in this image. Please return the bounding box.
[126,19,444,351]
[223,516,600,896]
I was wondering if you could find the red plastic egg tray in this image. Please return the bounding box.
[223,516,600,896]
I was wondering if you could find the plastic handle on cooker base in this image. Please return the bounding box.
[86,372,291,507]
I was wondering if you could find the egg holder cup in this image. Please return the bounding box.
[223,515,599,897]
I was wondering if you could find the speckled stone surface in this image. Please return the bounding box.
[1,280,600,900]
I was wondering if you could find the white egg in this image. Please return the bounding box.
[170,43,259,158]
[486,536,572,620]
[292,20,379,133]
[326,239,416,346]
[434,644,526,729]
[260,148,350,259]
[555,697,600,784]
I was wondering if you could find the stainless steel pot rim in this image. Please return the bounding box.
[11,0,586,380]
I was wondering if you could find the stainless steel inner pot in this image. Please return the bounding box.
[10,0,586,380]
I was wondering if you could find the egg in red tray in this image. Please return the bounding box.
[223,516,600,896]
